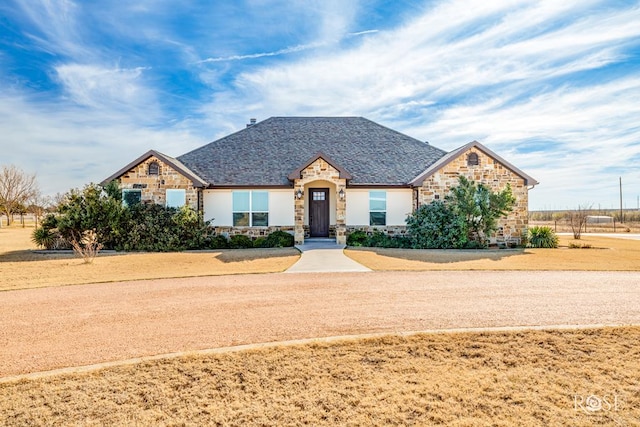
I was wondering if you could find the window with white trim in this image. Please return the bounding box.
[369,191,386,226]
[166,189,186,208]
[233,191,269,226]
[122,189,142,207]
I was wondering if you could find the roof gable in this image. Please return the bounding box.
[409,141,539,186]
[178,117,447,187]
[101,150,208,188]
[287,151,353,180]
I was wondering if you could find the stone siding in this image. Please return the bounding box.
[346,225,409,237]
[214,226,295,239]
[293,158,347,245]
[419,147,529,243]
[118,156,199,210]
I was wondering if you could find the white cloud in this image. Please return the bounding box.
[54,64,158,119]
[194,0,640,209]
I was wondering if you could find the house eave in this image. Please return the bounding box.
[101,149,208,188]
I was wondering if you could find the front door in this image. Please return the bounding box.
[309,188,330,237]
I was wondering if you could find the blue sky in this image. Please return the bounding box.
[1,0,639,211]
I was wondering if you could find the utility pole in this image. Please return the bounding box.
[619,177,623,222]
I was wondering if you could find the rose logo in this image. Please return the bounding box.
[585,395,603,412]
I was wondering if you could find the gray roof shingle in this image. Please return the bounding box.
[177,117,447,186]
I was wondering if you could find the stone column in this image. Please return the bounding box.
[335,179,347,245]
[293,183,305,245]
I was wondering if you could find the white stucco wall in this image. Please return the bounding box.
[203,189,294,226]
[269,189,295,225]
[203,190,233,225]
[346,189,413,226]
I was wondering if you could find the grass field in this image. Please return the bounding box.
[3,227,640,292]
[0,226,300,291]
[1,327,638,426]
[2,226,639,425]
[345,234,640,271]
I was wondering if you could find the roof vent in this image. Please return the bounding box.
[246,118,257,127]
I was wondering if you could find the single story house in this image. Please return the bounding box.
[103,116,538,245]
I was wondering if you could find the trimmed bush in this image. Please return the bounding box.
[346,230,368,247]
[264,230,295,247]
[207,234,229,249]
[253,237,267,248]
[229,234,253,249]
[528,226,558,248]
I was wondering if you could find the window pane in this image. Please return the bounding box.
[122,190,141,207]
[252,191,268,212]
[370,212,386,226]
[166,189,186,208]
[252,212,269,227]
[312,191,325,201]
[233,191,250,212]
[233,212,250,226]
[369,191,386,211]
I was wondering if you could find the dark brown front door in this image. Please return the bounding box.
[310,188,330,237]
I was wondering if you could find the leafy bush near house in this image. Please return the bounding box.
[253,237,267,248]
[263,230,295,247]
[119,204,214,252]
[346,230,368,247]
[32,182,215,252]
[405,201,468,249]
[229,234,254,249]
[346,230,411,248]
[207,234,230,249]
[446,176,516,247]
[528,226,559,248]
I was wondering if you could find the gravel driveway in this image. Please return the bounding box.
[1,270,640,377]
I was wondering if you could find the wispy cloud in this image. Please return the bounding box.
[197,42,327,63]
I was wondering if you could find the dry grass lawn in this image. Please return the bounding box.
[0,226,299,291]
[1,327,638,426]
[346,235,640,271]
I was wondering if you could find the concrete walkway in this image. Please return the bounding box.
[285,239,371,273]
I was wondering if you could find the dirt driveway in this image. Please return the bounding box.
[1,270,640,377]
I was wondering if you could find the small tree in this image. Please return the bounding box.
[70,229,103,264]
[566,204,592,239]
[406,201,468,248]
[55,183,125,249]
[0,165,38,226]
[447,176,516,246]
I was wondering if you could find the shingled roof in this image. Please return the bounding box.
[177,117,447,187]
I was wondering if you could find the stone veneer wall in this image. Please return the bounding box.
[214,226,295,238]
[293,158,347,245]
[419,147,529,243]
[118,156,199,210]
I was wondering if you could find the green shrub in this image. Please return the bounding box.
[264,230,295,247]
[229,234,253,249]
[406,201,468,249]
[253,237,267,248]
[528,226,558,248]
[32,226,57,249]
[346,230,368,246]
[207,234,229,249]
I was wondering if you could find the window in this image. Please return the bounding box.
[122,189,142,207]
[233,191,269,226]
[467,152,479,166]
[369,191,386,226]
[148,161,159,175]
[166,189,186,208]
